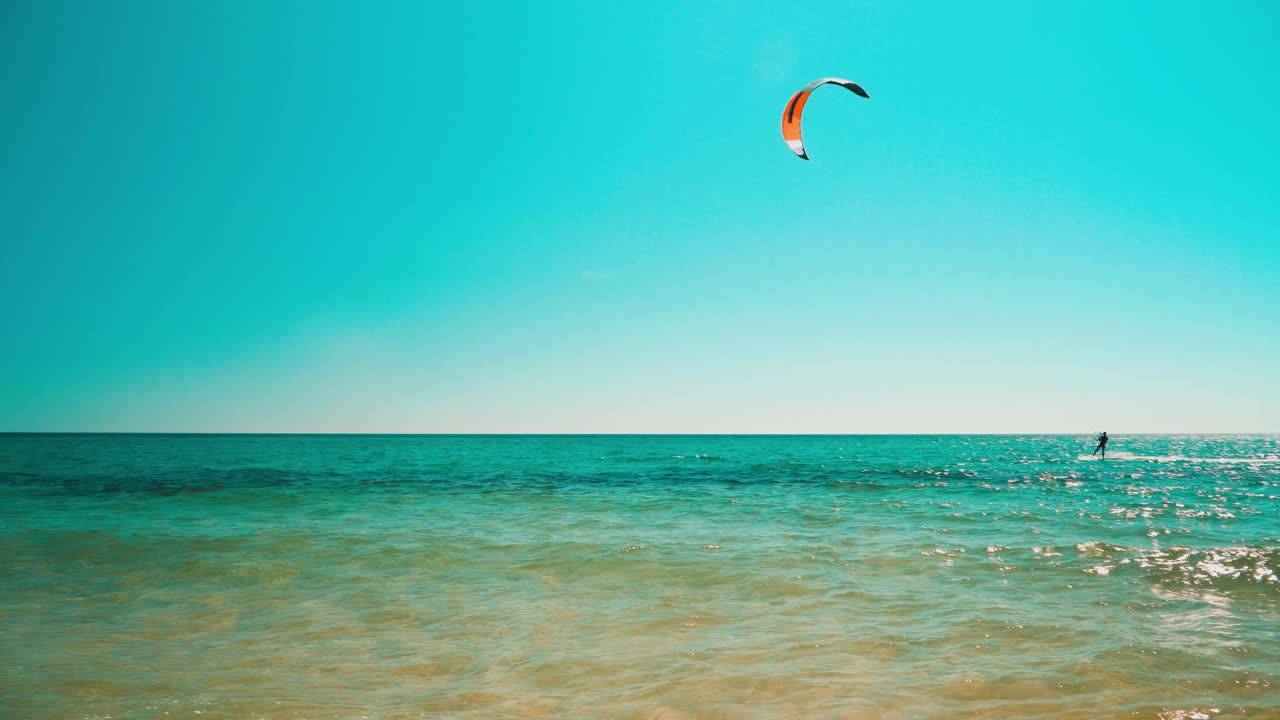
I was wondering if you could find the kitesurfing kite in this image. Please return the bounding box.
[781,78,869,160]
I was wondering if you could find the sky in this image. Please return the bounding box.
[2,0,1278,433]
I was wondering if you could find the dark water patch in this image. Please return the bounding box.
[0,466,334,498]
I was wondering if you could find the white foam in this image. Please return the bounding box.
[1077,451,1280,464]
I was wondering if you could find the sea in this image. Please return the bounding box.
[2,433,1277,720]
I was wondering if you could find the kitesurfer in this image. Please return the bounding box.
[1092,431,1109,458]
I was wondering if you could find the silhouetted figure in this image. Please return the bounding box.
[1092,431,1109,458]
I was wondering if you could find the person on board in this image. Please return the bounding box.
[1092,431,1109,458]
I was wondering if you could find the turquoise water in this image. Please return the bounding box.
[2,434,1278,719]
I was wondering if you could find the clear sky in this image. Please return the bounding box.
[2,1,1277,433]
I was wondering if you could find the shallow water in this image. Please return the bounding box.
[2,434,1278,719]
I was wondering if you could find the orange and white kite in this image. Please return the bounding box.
[781,78,869,160]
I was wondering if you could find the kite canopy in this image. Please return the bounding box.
[781,78,869,160]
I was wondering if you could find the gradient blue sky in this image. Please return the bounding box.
[2,1,1277,433]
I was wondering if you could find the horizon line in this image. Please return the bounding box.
[2,431,1277,437]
